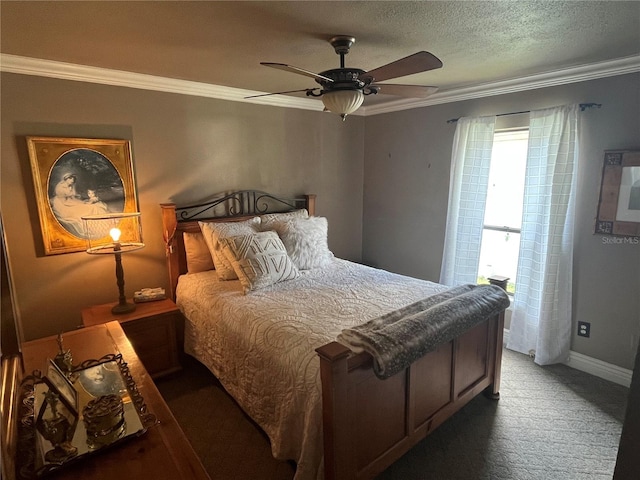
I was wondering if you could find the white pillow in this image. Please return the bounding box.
[198,218,260,280]
[260,209,308,231]
[183,232,215,273]
[270,216,333,270]
[221,231,299,294]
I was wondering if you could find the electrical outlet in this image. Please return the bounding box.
[577,321,591,338]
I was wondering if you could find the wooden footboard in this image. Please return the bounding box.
[316,310,505,480]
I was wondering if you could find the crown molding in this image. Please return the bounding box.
[0,53,324,112]
[362,54,640,115]
[2,53,639,116]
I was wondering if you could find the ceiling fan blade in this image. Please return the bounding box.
[360,51,443,83]
[245,88,319,99]
[372,84,438,98]
[261,62,334,83]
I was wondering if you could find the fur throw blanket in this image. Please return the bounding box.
[337,284,510,379]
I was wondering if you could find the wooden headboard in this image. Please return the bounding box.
[161,190,316,299]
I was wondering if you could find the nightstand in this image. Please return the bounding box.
[81,298,183,378]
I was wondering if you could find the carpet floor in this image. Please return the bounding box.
[156,348,629,479]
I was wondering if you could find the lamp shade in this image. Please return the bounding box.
[321,89,364,118]
[82,212,144,254]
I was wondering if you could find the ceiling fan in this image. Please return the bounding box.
[247,35,443,120]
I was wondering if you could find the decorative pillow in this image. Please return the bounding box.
[198,218,260,280]
[221,231,299,294]
[183,232,215,273]
[260,209,308,231]
[270,216,333,270]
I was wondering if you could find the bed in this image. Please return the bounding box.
[161,190,508,480]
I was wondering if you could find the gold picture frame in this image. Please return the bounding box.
[26,137,138,255]
[595,150,640,237]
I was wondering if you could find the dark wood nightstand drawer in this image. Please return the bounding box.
[122,314,180,377]
[81,299,184,378]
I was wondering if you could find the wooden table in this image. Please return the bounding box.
[20,321,210,480]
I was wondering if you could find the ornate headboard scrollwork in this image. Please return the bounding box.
[160,190,316,299]
[175,190,310,221]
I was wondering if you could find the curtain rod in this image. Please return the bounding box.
[445,103,602,124]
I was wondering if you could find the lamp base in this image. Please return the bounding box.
[111,301,136,315]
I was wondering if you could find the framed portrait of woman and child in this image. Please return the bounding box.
[27,137,139,255]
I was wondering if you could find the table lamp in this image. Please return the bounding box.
[82,212,144,314]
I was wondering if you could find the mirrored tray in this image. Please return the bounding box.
[17,353,157,478]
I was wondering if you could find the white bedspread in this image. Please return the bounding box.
[176,258,446,480]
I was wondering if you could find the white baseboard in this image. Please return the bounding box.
[565,351,632,387]
[503,329,633,388]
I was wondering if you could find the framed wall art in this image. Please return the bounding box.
[26,137,138,255]
[594,150,640,237]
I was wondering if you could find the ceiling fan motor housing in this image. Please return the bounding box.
[315,68,379,97]
[316,68,367,91]
[318,36,379,96]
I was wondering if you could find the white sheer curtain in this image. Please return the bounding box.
[440,116,496,286]
[506,104,580,365]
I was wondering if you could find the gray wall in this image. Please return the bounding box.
[2,70,638,370]
[1,73,364,341]
[363,73,640,370]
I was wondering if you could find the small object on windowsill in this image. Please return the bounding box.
[133,288,166,303]
[487,275,509,291]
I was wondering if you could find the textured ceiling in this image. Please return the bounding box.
[2,1,639,107]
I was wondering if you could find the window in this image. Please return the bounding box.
[477,129,529,294]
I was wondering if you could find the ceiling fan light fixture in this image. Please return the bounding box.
[321,89,364,120]
[258,35,442,121]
